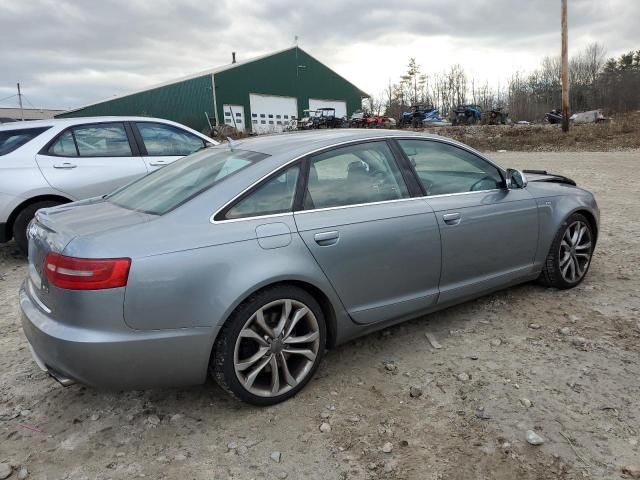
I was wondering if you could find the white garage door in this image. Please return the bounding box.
[223,104,246,133]
[308,99,347,119]
[249,94,298,134]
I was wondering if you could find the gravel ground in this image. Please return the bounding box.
[1,151,639,480]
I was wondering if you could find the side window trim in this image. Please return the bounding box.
[124,122,142,156]
[293,155,310,212]
[39,121,139,158]
[386,139,425,197]
[215,160,303,222]
[392,138,507,196]
[129,122,148,156]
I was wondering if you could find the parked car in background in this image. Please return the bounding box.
[315,107,344,128]
[0,117,216,253]
[399,104,438,128]
[297,109,320,130]
[20,130,599,405]
[451,104,483,125]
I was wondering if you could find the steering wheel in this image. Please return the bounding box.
[469,176,496,192]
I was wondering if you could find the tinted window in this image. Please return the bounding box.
[72,123,132,157]
[226,165,299,219]
[304,142,409,210]
[137,122,206,156]
[0,127,50,156]
[398,140,503,196]
[48,130,77,156]
[108,147,268,215]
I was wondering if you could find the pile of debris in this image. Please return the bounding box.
[545,109,610,125]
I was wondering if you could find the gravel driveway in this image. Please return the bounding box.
[1,151,639,480]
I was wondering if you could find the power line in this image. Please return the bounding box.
[0,93,18,104]
[21,94,37,109]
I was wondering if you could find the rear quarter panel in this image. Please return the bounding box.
[121,213,348,332]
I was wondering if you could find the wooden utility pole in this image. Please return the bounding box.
[17,83,24,121]
[561,0,569,132]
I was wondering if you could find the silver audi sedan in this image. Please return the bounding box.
[20,130,599,405]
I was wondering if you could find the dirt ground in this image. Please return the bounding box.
[422,112,640,153]
[1,151,639,480]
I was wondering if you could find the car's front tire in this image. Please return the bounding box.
[211,285,326,405]
[538,213,594,289]
[12,201,61,255]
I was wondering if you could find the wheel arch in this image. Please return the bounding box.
[5,194,73,240]
[572,208,598,245]
[217,279,340,351]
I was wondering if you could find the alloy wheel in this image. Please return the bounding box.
[233,299,320,397]
[559,220,592,283]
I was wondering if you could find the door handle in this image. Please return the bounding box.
[53,162,77,169]
[149,160,168,166]
[442,213,461,225]
[314,231,339,246]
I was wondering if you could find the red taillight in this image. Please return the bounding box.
[44,253,131,290]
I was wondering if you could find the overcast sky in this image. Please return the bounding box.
[1,0,638,110]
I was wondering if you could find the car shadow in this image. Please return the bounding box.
[24,280,543,420]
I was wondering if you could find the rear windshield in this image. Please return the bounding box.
[0,127,51,156]
[107,147,268,215]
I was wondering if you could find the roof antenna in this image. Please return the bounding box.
[226,137,238,151]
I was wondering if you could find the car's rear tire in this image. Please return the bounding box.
[538,213,594,289]
[211,285,326,405]
[12,201,61,255]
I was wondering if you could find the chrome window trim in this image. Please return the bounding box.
[212,211,293,225]
[212,189,502,224]
[294,196,427,215]
[209,135,507,224]
[294,189,501,215]
[423,188,501,199]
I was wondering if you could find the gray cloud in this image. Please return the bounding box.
[1,0,638,109]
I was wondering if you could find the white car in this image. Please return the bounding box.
[0,116,217,253]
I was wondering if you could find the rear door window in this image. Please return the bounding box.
[48,130,77,156]
[73,123,132,157]
[136,122,206,156]
[0,127,51,156]
[47,123,133,157]
[304,141,409,210]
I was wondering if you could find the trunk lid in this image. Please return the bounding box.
[26,199,154,313]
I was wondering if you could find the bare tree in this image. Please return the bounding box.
[379,43,636,124]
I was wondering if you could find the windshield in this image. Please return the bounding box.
[0,127,51,156]
[108,147,269,215]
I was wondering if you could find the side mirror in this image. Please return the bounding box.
[506,168,528,189]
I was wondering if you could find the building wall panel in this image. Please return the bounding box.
[57,75,215,133]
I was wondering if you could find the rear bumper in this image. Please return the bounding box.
[19,282,219,390]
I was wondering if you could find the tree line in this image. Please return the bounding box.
[370,43,640,122]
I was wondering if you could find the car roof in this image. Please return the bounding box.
[229,129,455,157]
[0,116,200,131]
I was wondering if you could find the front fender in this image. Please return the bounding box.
[531,187,599,269]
